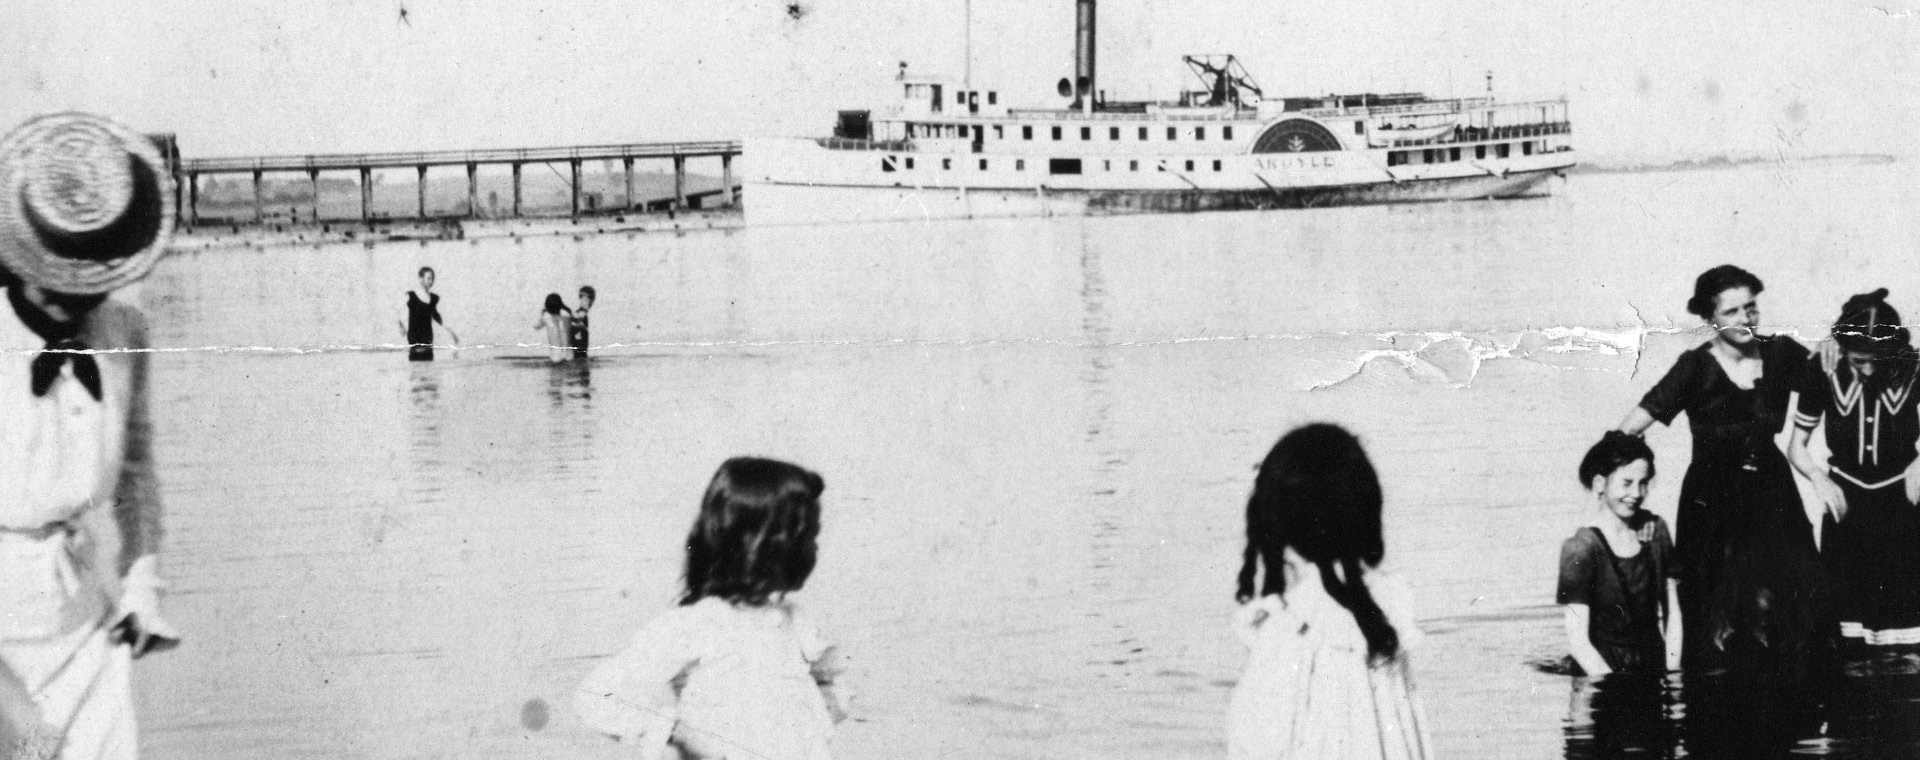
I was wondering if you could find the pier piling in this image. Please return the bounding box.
[623,157,634,211]
[511,162,522,217]
[252,170,264,223]
[415,165,428,220]
[466,162,478,218]
[187,173,199,227]
[359,168,372,225]
[569,159,581,221]
[673,156,686,210]
[722,155,734,207]
[308,169,320,223]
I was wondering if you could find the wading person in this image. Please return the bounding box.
[397,266,458,361]
[533,293,571,363]
[1790,289,1920,645]
[570,285,593,360]
[0,113,182,760]
[577,458,846,760]
[1558,432,1680,676]
[1615,264,1822,669]
[1227,424,1431,760]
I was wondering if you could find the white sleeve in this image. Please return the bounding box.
[575,608,701,755]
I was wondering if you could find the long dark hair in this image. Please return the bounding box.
[542,293,568,315]
[681,457,824,607]
[1236,424,1399,663]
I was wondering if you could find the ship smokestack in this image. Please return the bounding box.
[1073,0,1096,113]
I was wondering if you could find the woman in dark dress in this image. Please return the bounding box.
[396,266,459,361]
[1616,265,1830,671]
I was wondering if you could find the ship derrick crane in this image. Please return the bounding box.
[1182,55,1262,109]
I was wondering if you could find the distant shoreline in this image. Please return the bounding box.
[1572,152,1898,175]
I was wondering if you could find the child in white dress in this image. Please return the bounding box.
[1228,424,1434,760]
[578,458,846,760]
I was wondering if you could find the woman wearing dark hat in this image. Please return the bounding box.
[0,113,181,759]
[1615,264,1825,670]
[1790,289,1920,645]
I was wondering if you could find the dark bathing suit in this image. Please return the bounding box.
[1558,519,1675,673]
[406,291,442,361]
[569,307,589,359]
[1795,356,1920,631]
[1637,335,1826,669]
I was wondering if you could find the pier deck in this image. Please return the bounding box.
[174,140,742,226]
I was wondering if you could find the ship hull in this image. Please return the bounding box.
[744,137,1573,226]
[747,166,1563,226]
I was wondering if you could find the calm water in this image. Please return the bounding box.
[128,162,1920,759]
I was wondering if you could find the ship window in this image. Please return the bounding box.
[1103,160,1111,171]
[1052,126,1062,140]
[1496,143,1510,158]
[1212,160,1222,171]
[956,90,966,104]
[1109,127,1120,140]
[882,157,896,172]
[1167,127,1177,140]
[1475,145,1486,160]
[1184,160,1194,171]
[1354,121,1364,135]
[1016,159,1025,171]
[942,158,951,170]
[1224,126,1234,140]
[1129,160,1138,171]
[905,157,915,169]
[994,125,1004,139]
[1196,127,1206,141]
[980,159,988,170]
[1422,149,1436,163]
[1139,127,1148,140]
[1523,141,1534,155]
[1387,151,1404,167]
[1081,126,1091,140]
[988,92,998,105]
[1449,147,1461,162]
[1049,158,1082,175]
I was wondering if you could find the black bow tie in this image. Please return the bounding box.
[31,338,102,400]
[9,288,104,401]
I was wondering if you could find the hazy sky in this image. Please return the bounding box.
[4,0,1914,161]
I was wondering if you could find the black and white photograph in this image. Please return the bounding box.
[2,1,1916,758]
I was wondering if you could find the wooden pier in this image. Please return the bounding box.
[174,140,742,226]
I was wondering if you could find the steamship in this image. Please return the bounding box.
[745,1,1576,226]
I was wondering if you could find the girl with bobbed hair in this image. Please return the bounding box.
[1558,432,1680,676]
[1616,264,1819,669]
[1227,424,1432,760]
[1790,288,1920,644]
[578,458,846,760]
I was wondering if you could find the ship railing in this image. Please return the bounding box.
[1303,97,1564,118]
[1378,121,1572,147]
[1002,108,1251,122]
[179,141,742,173]
[814,137,917,152]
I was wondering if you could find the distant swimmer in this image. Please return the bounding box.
[570,286,594,360]
[535,293,572,364]
[398,266,459,361]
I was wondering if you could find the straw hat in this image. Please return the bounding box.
[0,112,175,295]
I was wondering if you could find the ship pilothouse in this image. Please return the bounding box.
[746,0,1577,224]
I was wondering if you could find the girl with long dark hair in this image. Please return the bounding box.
[577,458,846,760]
[533,293,571,364]
[1227,424,1431,760]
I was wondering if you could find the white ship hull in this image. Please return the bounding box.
[745,137,1576,226]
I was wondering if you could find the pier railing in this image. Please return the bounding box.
[175,140,743,226]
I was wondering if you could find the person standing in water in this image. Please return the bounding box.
[1789,289,1920,645]
[570,285,594,360]
[534,293,572,364]
[397,266,459,361]
[1615,264,1823,670]
[1558,432,1681,677]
